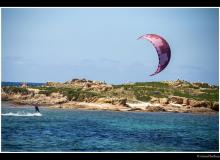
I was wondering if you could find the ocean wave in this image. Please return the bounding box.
[2,112,42,117]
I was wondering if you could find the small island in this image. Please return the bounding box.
[1,78,219,113]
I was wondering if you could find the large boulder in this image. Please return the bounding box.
[95,97,127,106]
[183,98,189,105]
[113,98,127,106]
[211,102,219,111]
[188,99,211,108]
[169,96,184,104]
[188,99,197,107]
[201,101,212,108]
[159,98,169,104]
[146,106,166,112]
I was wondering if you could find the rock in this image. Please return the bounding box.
[27,88,40,94]
[211,102,219,111]
[46,82,54,86]
[150,97,159,103]
[1,88,8,100]
[169,96,184,104]
[96,98,111,103]
[53,97,68,104]
[188,99,197,107]
[127,102,151,110]
[7,91,69,105]
[192,82,210,88]
[45,82,64,88]
[131,106,147,111]
[95,97,127,106]
[189,107,215,113]
[183,98,189,105]
[114,98,127,106]
[188,100,211,108]
[52,78,114,91]
[71,78,80,82]
[128,108,143,111]
[170,103,182,108]
[146,106,165,112]
[193,101,206,108]
[84,83,91,88]
[164,79,191,88]
[159,98,169,104]
[203,101,212,108]
[1,93,8,101]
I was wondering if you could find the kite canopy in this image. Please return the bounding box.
[138,34,171,76]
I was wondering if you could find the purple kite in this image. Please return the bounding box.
[138,34,171,76]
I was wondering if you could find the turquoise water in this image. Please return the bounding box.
[1,102,219,152]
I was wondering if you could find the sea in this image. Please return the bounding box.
[1,81,45,87]
[1,101,219,152]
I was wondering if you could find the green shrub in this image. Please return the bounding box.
[37,87,60,96]
[2,86,29,95]
[135,94,151,102]
[63,90,80,101]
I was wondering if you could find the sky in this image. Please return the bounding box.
[1,8,219,85]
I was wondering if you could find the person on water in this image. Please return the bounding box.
[34,105,40,113]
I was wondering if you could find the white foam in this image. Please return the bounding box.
[2,111,42,117]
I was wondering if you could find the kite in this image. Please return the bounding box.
[138,34,171,76]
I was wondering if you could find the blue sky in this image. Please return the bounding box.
[2,8,219,85]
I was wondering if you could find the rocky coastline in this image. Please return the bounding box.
[1,79,219,114]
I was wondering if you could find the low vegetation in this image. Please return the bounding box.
[2,80,219,103]
[113,81,218,102]
[2,86,30,95]
[34,86,103,101]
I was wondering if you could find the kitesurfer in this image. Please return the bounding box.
[34,105,40,113]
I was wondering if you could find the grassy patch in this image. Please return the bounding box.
[33,86,103,101]
[134,82,169,88]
